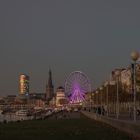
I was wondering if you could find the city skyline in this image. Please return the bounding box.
[0,0,140,95]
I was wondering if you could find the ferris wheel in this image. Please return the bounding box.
[65,71,91,104]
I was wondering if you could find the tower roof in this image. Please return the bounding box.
[57,86,64,90]
[47,69,53,87]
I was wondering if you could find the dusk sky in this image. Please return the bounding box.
[0,0,140,96]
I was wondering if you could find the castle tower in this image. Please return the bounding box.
[46,69,54,101]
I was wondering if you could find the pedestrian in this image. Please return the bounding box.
[136,108,140,116]
[129,106,133,119]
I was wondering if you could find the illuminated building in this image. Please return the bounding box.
[56,86,67,107]
[19,74,29,95]
[112,67,140,93]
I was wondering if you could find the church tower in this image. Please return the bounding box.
[46,69,54,101]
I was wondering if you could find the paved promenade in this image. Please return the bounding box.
[82,110,140,139]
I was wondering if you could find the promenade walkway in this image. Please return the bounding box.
[81,110,140,139]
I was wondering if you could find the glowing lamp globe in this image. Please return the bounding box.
[100,87,103,90]
[96,91,99,94]
[131,51,139,61]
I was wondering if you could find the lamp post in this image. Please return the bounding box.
[100,86,103,115]
[131,51,139,122]
[115,70,121,119]
[93,92,95,105]
[90,92,94,111]
[96,90,99,106]
[105,81,109,116]
[91,92,94,108]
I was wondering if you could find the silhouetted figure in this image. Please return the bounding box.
[97,107,101,115]
[101,106,105,116]
[129,107,133,119]
[137,109,140,116]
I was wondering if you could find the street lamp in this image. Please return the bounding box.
[104,81,109,116]
[91,92,94,100]
[90,92,94,111]
[96,90,99,106]
[131,51,139,122]
[91,92,94,107]
[100,86,103,115]
[115,70,121,119]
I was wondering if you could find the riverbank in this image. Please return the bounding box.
[0,112,132,140]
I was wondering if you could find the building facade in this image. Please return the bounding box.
[19,74,29,95]
[111,66,140,94]
[56,86,67,107]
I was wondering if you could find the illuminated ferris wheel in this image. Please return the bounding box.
[65,71,91,104]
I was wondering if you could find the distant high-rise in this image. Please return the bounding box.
[19,74,29,95]
[46,70,54,101]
